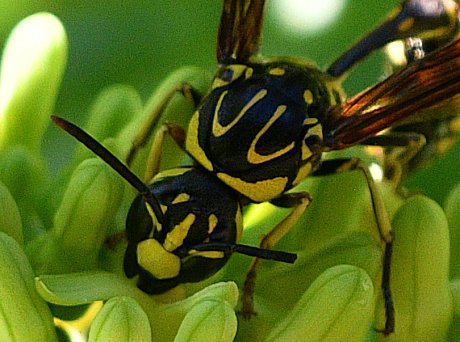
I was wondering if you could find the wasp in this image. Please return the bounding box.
[52,0,460,335]
[372,16,460,189]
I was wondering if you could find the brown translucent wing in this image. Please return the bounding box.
[324,38,460,150]
[217,0,265,64]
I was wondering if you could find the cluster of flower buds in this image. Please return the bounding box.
[0,12,459,341]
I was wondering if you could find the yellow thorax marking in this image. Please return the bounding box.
[269,67,286,76]
[247,105,295,164]
[217,172,287,202]
[211,64,250,89]
[212,89,268,137]
[186,112,214,171]
[303,118,318,125]
[208,214,218,234]
[303,89,314,105]
[301,140,313,161]
[172,193,190,204]
[292,161,313,186]
[163,213,196,252]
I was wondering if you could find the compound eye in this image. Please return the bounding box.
[212,64,253,89]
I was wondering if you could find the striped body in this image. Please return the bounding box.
[186,60,344,202]
[124,167,242,294]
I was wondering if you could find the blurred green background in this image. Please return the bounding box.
[1,0,458,203]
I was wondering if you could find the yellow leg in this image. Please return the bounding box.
[241,192,311,318]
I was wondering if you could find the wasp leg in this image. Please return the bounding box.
[313,158,394,335]
[362,132,426,194]
[141,123,187,183]
[241,192,311,319]
[327,0,459,77]
[126,82,202,166]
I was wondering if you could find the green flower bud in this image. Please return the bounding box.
[174,299,236,342]
[0,12,67,152]
[88,296,151,342]
[382,195,452,342]
[74,84,142,166]
[0,181,23,244]
[52,157,125,271]
[0,146,48,241]
[29,156,125,274]
[264,265,374,342]
[0,232,57,341]
[444,182,460,279]
[36,270,239,341]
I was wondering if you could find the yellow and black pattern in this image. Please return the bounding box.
[123,167,242,294]
[186,60,342,202]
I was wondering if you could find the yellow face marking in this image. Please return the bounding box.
[217,172,288,202]
[185,112,214,171]
[303,118,318,125]
[303,89,314,105]
[163,213,196,252]
[292,162,313,186]
[245,67,253,79]
[172,193,190,204]
[208,214,218,234]
[137,239,180,279]
[269,67,286,76]
[247,105,295,164]
[212,89,268,137]
[188,250,225,259]
[398,17,414,33]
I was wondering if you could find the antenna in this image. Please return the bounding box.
[51,115,165,223]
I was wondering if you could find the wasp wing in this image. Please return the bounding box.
[324,38,460,150]
[217,0,265,64]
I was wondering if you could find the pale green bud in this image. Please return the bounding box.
[88,296,151,342]
[444,182,460,278]
[0,12,67,152]
[265,265,374,342]
[0,181,23,244]
[52,157,125,271]
[0,232,57,341]
[381,195,452,342]
[174,299,236,342]
[74,84,142,165]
